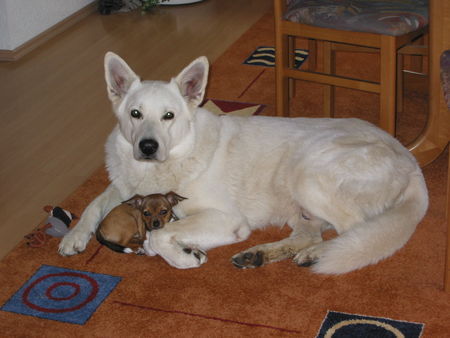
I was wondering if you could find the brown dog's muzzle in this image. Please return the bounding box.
[145,217,165,231]
[151,219,162,229]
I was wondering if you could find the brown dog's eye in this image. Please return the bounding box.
[143,211,151,217]
[159,210,168,215]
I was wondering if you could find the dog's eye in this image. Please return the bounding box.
[162,111,174,120]
[131,109,142,119]
[159,209,168,215]
[143,211,151,217]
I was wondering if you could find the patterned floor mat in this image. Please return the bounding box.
[243,46,308,68]
[316,311,424,338]
[1,265,121,325]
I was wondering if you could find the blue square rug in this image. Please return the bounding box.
[316,311,424,338]
[1,265,121,325]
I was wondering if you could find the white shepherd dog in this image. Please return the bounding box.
[59,52,428,274]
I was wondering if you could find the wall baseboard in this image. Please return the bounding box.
[0,1,97,62]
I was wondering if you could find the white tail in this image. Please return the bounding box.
[313,173,428,274]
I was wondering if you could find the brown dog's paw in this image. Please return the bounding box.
[231,251,264,269]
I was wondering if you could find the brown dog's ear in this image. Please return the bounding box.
[165,192,187,206]
[122,194,145,209]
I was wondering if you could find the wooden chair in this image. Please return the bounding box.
[274,0,428,136]
[442,50,450,292]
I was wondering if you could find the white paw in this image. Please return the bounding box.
[293,243,324,267]
[182,247,208,265]
[149,231,207,269]
[160,244,208,269]
[162,246,207,269]
[58,229,91,256]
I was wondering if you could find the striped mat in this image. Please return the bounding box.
[243,46,308,68]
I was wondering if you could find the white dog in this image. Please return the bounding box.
[58,52,428,274]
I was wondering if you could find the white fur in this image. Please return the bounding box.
[58,52,428,274]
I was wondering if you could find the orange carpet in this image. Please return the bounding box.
[1,12,449,337]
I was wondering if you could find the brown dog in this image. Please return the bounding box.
[96,192,186,254]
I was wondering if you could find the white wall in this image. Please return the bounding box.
[0,0,95,50]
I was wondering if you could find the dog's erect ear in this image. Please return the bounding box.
[104,52,139,104]
[174,56,209,107]
[165,191,187,206]
[122,194,145,209]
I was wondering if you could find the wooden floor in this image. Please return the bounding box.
[0,0,272,259]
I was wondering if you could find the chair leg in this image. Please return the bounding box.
[379,35,397,135]
[446,152,450,292]
[274,0,289,117]
[323,41,335,117]
[288,36,296,99]
[397,53,404,114]
[275,33,290,117]
[422,34,429,74]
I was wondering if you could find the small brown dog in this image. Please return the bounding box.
[96,192,186,254]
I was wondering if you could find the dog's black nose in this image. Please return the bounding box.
[152,220,161,229]
[139,139,159,156]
